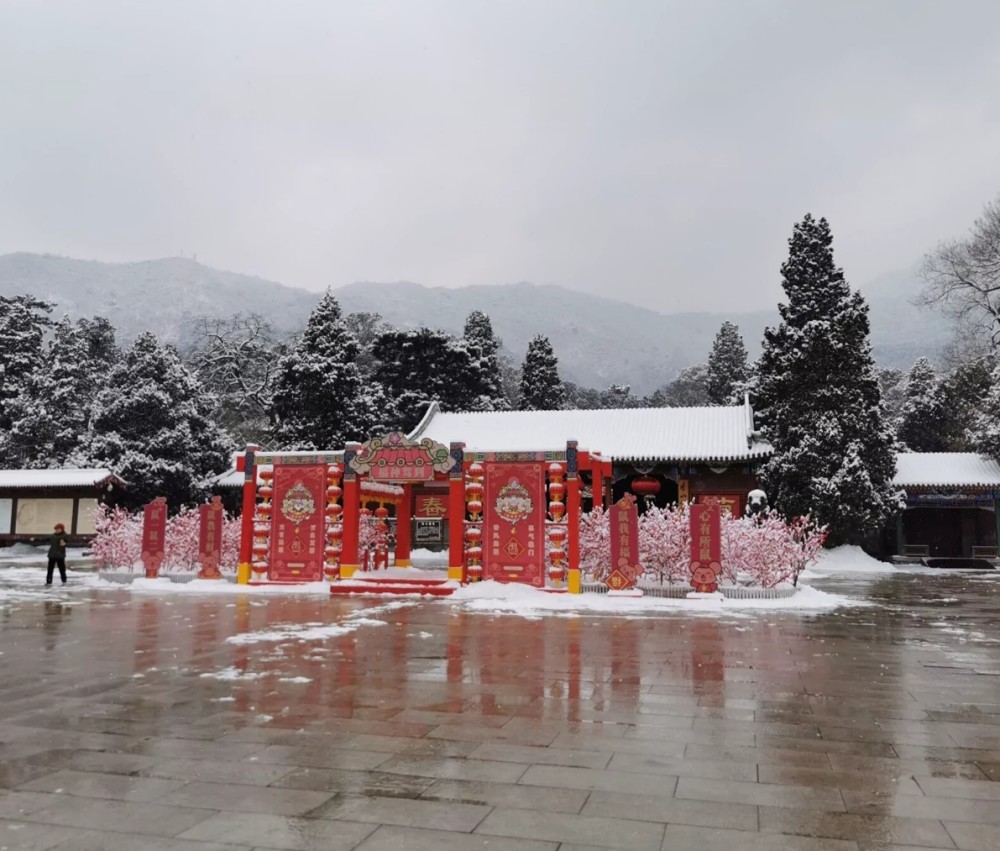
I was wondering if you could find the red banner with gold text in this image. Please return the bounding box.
[608,494,641,590]
[689,501,722,592]
[483,462,545,587]
[198,496,224,578]
[141,497,167,578]
[269,464,325,582]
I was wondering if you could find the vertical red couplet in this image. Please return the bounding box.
[689,502,722,592]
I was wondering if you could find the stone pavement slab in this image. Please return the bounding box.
[177,810,378,850]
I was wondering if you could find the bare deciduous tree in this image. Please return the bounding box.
[918,195,1000,352]
[189,313,285,445]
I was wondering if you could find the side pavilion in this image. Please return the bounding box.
[891,452,1000,565]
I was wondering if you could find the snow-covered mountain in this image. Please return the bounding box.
[0,252,951,394]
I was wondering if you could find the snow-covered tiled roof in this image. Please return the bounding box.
[0,468,122,490]
[409,401,772,463]
[893,453,1000,489]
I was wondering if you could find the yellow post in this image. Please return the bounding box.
[237,562,251,585]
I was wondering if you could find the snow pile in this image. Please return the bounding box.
[410,548,448,568]
[448,580,860,616]
[224,600,416,645]
[807,546,893,574]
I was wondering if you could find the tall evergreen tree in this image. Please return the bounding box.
[519,335,566,411]
[344,311,392,381]
[462,310,509,411]
[755,214,900,545]
[707,321,749,405]
[1,318,114,467]
[83,332,230,509]
[0,295,52,442]
[372,327,479,432]
[972,360,1000,461]
[76,316,120,371]
[877,368,907,425]
[896,358,947,451]
[271,292,374,449]
[937,356,996,451]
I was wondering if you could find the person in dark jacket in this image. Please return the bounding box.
[43,523,70,585]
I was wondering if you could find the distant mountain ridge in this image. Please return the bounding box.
[0,252,952,394]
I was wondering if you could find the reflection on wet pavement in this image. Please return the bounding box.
[0,566,998,849]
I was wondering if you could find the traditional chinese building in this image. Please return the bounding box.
[0,468,125,544]
[407,397,771,527]
[890,453,1000,566]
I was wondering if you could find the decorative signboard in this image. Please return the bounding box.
[689,501,722,592]
[349,432,456,482]
[482,462,546,587]
[414,519,443,544]
[607,494,642,590]
[696,493,742,517]
[198,496,225,579]
[141,496,167,578]
[414,492,449,519]
[268,464,325,582]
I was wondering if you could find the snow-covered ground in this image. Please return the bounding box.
[5,544,985,618]
[0,545,901,614]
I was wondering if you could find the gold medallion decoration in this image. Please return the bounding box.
[495,478,533,525]
[281,481,317,526]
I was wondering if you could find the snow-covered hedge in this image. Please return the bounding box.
[579,505,826,588]
[92,504,241,572]
[93,505,383,573]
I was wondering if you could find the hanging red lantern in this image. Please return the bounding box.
[631,476,661,498]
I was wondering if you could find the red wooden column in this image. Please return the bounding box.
[592,457,604,512]
[237,444,260,584]
[447,442,466,582]
[567,441,582,593]
[395,487,412,567]
[341,442,361,578]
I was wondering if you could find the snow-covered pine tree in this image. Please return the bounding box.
[462,310,509,411]
[83,332,231,509]
[76,316,119,372]
[707,321,749,405]
[878,368,907,425]
[0,295,52,444]
[271,291,374,449]
[1,318,115,467]
[971,359,1000,461]
[645,364,710,407]
[372,327,480,431]
[896,358,947,451]
[937,355,996,451]
[519,335,566,411]
[755,214,901,546]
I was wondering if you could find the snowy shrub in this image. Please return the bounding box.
[639,504,692,584]
[578,507,610,579]
[164,507,201,571]
[577,504,826,588]
[91,504,143,570]
[92,503,242,573]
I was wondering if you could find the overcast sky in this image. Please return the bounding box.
[2,1,999,314]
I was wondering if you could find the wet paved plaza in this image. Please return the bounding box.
[1,567,999,851]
